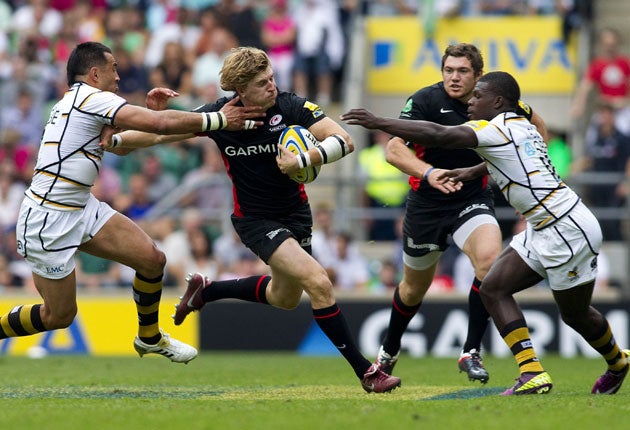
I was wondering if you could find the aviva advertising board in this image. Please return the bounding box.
[367,16,577,95]
[0,296,198,356]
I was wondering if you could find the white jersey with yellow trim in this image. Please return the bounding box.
[26,82,127,210]
[465,112,580,230]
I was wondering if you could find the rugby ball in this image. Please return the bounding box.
[278,125,321,184]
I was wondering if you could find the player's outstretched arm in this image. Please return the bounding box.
[437,162,488,183]
[341,108,476,149]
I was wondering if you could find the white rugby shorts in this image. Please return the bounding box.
[16,194,117,279]
[509,201,602,291]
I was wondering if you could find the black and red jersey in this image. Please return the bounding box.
[194,91,325,217]
[400,81,533,203]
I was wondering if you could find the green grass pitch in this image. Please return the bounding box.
[0,352,628,429]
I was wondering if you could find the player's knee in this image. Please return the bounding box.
[474,253,500,279]
[302,270,335,305]
[398,280,429,305]
[139,246,167,276]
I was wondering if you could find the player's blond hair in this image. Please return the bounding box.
[220,47,271,92]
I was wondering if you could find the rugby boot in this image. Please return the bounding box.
[458,349,490,384]
[134,329,197,364]
[173,272,208,325]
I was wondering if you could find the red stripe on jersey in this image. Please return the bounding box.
[298,183,307,203]
[408,144,427,191]
[220,152,243,217]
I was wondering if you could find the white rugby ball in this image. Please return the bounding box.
[278,125,321,184]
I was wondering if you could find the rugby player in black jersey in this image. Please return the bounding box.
[357,43,548,384]
[107,47,401,393]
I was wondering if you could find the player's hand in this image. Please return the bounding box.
[99,125,122,149]
[276,144,301,177]
[428,168,463,194]
[146,87,179,111]
[442,163,487,183]
[221,96,265,131]
[340,108,382,129]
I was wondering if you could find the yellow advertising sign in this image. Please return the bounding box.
[367,16,577,95]
[0,296,198,356]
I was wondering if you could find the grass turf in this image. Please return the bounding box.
[0,352,627,429]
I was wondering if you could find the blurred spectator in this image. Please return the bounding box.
[213,0,263,49]
[311,202,339,270]
[141,152,178,202]
[426,259,455,294]
[0,161,27,230]
[478,0,526,15]
[358,129,408,241]
[594,250,612,292]
[75,251,121,291]
[368,258,399,294]
[573,102,630,241]
[0,86,44,149]
[292,0,344,106]
[557,0,593,43]
[2,228,35,291]
[0,129,34,180]
[191,26,236,104]
[213,227,251,275]
[570,28,630,134]
[7,36,58,107]
[146,0,179,32]
[261,0,296,92]
[179,140,231,213]
[103,7,149,65]
[69,0,106,43]
[148,40,193,107]
[525,0,557,15]
[143,6,186,70]
[11,0,63,47]
[91,164,122,208]
[363,0,418,16]
[161,208,204,284]
[0,253,15,289]
[329,231,370,292]
[191,7,222,57]
[546,129,572,178]
[115,173,155,220]
[218,248,269,280]
[112,46,149,106]
[0,0,11,33]
[181,230,219,289]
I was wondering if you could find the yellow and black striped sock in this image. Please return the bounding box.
[587,320,627,372]
[0,304,45,339]
[133,273,163,345]
[500,319,545,374]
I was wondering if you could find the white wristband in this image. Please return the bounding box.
[112,134,122,148]
[315,134,349,164]
[297,151,311,169]
[201,112,227,132]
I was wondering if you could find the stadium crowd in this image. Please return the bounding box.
[0,0,618,294]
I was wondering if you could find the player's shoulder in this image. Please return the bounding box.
[410,82,444,101]
[276,91,326,123]
[73,83,125,109]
